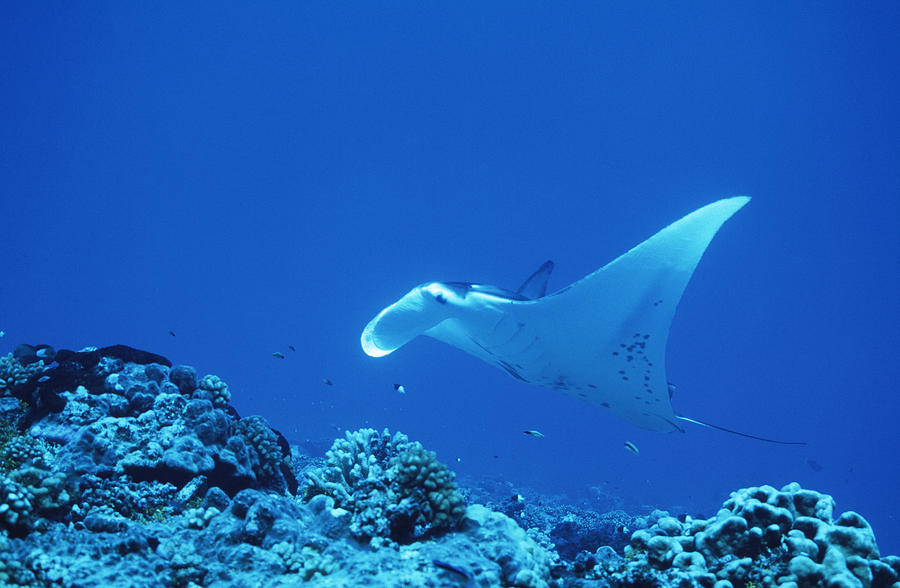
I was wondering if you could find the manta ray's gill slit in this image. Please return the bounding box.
[471,338,495,356]
[497,360,526,382]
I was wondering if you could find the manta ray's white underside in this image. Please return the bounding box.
[361,197,750,433]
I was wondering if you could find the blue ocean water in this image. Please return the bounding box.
[2,1,898,558]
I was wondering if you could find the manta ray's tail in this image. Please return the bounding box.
[675,415,808,445]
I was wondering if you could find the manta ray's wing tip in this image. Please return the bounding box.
[726,195,751,206]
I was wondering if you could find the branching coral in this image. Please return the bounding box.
[197,375,231,408]
[0,475,34,537]
[0,433,53,473]
[8,466,70,516]
[236,416,285,478]
[0,354,43,395]
[392,442,466,538]
[305,428,465,543]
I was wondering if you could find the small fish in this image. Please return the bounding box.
[37,375,50,383]
[272,352,285,359]
[393,384,406,394]
[35,345,55,359]
[0,331,5,338]
[523,430,544,438]
[432,560,473,585]
[322,378,334,386]
[807,459,823,472]
[289,345,296,352]
[169,330,176,337]
[624,441,639,455]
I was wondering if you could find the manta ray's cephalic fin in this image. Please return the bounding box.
[516,260,555,299]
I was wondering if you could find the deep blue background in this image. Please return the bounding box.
[3,3,898,553]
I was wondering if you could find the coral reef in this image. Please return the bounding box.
[567,482,900,587]
[27,351,297,497]
[0,341,896,587]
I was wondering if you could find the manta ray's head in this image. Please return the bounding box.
[361,282,465,357]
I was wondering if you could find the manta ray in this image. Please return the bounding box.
[361,197,803,444]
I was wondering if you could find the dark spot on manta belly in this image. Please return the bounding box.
[601,402,610,408]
